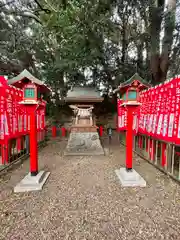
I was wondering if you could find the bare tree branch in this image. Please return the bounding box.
[2,10,42,23]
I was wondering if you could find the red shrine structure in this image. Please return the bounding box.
[114,73,150,187]
[8,69,50,177]
[8,69,51,103]
[0,69,51,192]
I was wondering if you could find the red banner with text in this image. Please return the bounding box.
[117,77,180,144]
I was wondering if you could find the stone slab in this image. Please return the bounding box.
[71,126,97,132]
[64,132,104,156]
[14,171,50,193]
[115,167,146,187]
[64,151,104,156]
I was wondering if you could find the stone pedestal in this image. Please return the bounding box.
[64,126,104,156]
[115,167,146,187]
[14,171,50,192]
[78,119,90,125]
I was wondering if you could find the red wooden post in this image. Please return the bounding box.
[161,143,167,167]
[2,139,9,164]
[99,126,103,137]
[61,127,66,137]
[52,126,56,137]
[126,106,134,170]
[140,136,143,148]
[17,137,22,152]
[30,106,38,176]
[149,139,155,160]
[1,145,6,164]
[151,140,155,161]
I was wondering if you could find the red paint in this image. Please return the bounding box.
[52,126,56,137]
[17,137,22,152]
[175,151,180,156]
[30,106,38,175]
[1,140,9,164]
[99,126,103,137]
[140,136,143,148]
[126,106,134,170]
[149,139,154,160]
[152,140,155,160]
[61,127,66,137]
[0,76,47,170]
[161,143,167,167]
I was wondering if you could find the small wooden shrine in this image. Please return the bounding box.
[65,86,103,128]
[64,86,104,156]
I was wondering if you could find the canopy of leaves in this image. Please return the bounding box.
[0,0,179,94]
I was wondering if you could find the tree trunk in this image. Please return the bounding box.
[137,42,144,73]
[150,0,176,84]
[121,22,128,64]
[160,0,176,81]
[149,0,165,84]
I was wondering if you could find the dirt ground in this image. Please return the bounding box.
[0,137,180,240]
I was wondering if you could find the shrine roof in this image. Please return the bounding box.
[65,87,103,103]
[121,73,151,88]
[113,73,151,94]
[8,69,51,92]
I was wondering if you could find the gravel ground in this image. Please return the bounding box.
[0,137,180,240]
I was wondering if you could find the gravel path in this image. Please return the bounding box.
[0,138,180,240]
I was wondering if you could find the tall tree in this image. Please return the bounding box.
[149,0,176,84]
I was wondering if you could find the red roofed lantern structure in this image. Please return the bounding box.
[114,73,150,187]
[8,70,51,192]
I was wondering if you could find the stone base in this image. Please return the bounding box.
[64,131,104,156]
[14,171,50,193]
[71,126,97,132]
[115,168,146,187]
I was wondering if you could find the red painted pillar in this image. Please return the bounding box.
[17,137,22,152]
[61,127,66,137]
[126,107,134,170]
[149,139,155,160]
[2,139,9,164]
[52,126,56,137]
[1,145,6,164]
[140,136,143,148]
[30,107,38,176]
[149,139,151,160]
[99,126,103,137]
[161,143,167,167]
